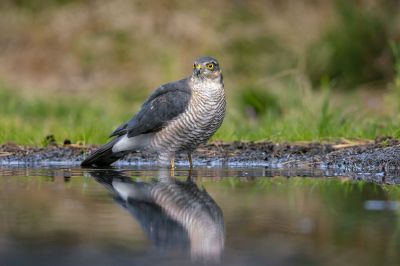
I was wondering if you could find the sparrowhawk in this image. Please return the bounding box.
[90,169,224,261]
[81,56,226,168]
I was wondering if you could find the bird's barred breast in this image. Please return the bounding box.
[150,82,226,156]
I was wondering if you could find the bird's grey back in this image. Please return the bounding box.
[110,78,192,138]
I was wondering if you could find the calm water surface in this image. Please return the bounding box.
[0,167,399,266]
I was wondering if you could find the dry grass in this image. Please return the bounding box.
[0,0,333,94]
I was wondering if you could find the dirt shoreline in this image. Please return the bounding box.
[1,137,400,184]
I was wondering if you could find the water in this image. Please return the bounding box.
[0,167,399,266]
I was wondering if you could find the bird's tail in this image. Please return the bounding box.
[81,137,127,167]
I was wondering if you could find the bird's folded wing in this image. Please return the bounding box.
[110,79,192,138]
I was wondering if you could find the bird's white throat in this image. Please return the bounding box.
[190,76,224,97]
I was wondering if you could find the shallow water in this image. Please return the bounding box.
[0,167,399,266]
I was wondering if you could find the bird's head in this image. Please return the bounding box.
[192,56,222,81]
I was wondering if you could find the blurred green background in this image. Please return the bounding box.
[1,0,400,145]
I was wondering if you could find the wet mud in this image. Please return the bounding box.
[1,137,400,184]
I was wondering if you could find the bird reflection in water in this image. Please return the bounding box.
[89,169,225,263]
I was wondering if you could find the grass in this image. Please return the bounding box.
[1,1,400,145]
[0,87,114,145]
[306,0,397,89]
[2,72,400,146]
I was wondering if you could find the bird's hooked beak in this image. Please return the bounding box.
[194,64,202,76]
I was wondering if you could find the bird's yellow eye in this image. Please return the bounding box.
[206,63,214,70]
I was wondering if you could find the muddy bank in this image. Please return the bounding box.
[1,137,400,184]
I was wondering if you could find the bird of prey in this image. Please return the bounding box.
[89,169,225,262]
[81,56,226,168]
